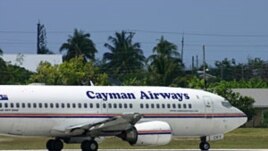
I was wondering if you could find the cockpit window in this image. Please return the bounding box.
[221,101,232,108]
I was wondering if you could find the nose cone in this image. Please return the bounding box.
[236,108,248,127]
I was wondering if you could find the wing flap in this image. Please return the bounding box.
[61,113,142,137]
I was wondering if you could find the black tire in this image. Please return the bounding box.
[54,139,64,151]
[46,139,54,150]
[46,139,63,151]
[81,140,98,151]
[199,141,210,150]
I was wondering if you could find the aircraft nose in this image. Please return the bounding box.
[236,108,248,126]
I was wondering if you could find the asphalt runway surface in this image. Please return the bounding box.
[1,149,268,151]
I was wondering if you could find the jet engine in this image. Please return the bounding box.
[121,121,172,146]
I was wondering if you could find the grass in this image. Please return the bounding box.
[0,128,267,149]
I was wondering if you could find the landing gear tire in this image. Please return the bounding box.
[81,140,98,151]
[46,139,64,151]
[199,141,210,151]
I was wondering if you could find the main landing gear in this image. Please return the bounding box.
[199,136,210,151]
[46,139,63,151]
[81,140,98,151]
[46,138,99,151]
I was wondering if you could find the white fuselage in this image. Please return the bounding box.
[0,85,247,138]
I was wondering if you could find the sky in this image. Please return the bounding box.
[1,0,268,67]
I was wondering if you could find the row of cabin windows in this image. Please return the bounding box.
[0,102,192,110]
[140,103,192,109]
[0,102,133,109]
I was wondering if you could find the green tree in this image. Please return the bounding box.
[147,36,183,86]
[247,57,268,81]
[103,31,145,80]
[30,62,59,85]
[6,65,33,84]
[212,58,247,81]
[30,57,108,85]
[60,29,97,62]
[37,22,54,54]
[0,57,9,84]
[0,48,3,55]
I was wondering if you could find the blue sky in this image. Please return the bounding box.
[1,0,268,67]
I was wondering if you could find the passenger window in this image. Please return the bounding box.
[172,104,176,109]
[27,103,31,108]
[178,104,181,109]
[188,104,192,109]
[113,103,117,109]
[124,103,128,108]
[145,104,149,109]
[129,104,133,109]
[119,103,122,109]
[56,103,59,108]
[167,104,171,108]
[90,103,93,108]
[140,104,144,109]
[151,104,154,109]
[39,103,42,108]
[162,104,165,108]
[78,103,82,108]
[10,103,14,108]
[44,103,48,108]
[103,104,106,108]
[22,103,25,108]
[33,103,37,108]
[84,103,87,108]
[16,103,20,108]
[5,103,8,108]
[156,104,160,108]
[50,103,54,108]
[67,103,70,108]
[72,103,76,108]
[183,104,187,109]
[108,103,112,108]
[0,103,2,108]
[61,103,65,108]
[96,103,100,108]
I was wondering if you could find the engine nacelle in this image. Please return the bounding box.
[122,121,172,146]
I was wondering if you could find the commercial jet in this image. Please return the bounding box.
[0,85,247,151]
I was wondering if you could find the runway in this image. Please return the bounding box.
[1,149,268,151]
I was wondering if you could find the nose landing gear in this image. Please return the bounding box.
[199,136,210,151]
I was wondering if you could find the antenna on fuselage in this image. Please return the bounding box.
[90,81,95,86]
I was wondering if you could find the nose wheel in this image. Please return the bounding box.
[199,141,210,150]
[199,136,210,151]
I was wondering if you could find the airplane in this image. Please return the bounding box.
[0,85,247,151]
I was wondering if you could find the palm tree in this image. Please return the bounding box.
[59,29,97,61]
[103,31,145,80]
[147,36,183,86]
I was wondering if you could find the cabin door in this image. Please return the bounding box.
[203,96,214,118]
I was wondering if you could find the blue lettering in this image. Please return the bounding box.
[140,91,150,99]
[86,91,95,99]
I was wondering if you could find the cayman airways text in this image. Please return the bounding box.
[86,90,190,101]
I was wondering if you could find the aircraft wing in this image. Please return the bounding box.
[63,113,143,137]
